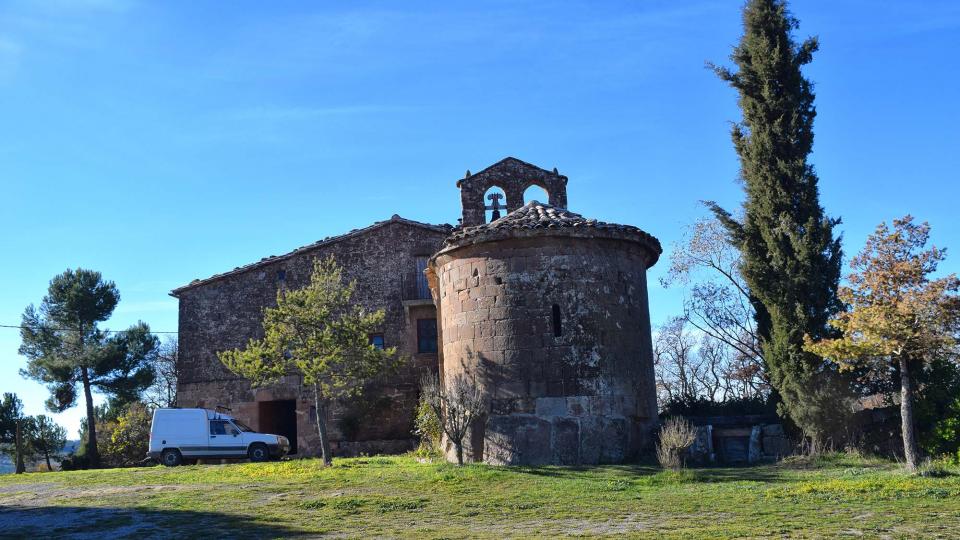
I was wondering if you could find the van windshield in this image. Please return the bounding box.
[232,420,255,433]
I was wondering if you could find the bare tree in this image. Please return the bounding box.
[661,217,767,393]
[144,337,179,408]
[695,336,727,401]
[654,317,702,403]
[420,372,486,466]
[654,317,767,407]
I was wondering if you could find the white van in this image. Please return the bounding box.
[148,408,290,466]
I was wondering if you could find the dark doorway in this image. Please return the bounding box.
[258,400,298,454]
[718,436,749,463]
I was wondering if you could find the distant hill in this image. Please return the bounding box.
[0,440,80,474]
[62,440,81,455]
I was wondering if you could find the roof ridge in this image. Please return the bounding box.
[470,156,554,177]
[171,216,452,296]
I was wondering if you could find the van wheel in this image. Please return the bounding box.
[248,443,269,463]
[161,449,182,467]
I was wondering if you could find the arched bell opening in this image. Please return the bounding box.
[523,184,550,205]
[483,186,507,223]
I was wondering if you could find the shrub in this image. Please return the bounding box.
[660,395,776,418]
[916,458,953,478]
[102,402,153,467]
[413,391,442,458]
[924,394,960,458]
[60,453,91,471]
[656,417,697,470]
[73,400,153,468]
[419,373,486,465]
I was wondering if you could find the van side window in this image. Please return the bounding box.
[210,420,229,435]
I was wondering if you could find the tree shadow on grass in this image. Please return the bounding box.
[0,505,311,539]
[691,465,787,484]
[511,463,662,482]
[511,461,789,484]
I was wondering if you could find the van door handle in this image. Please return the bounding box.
[211,435,217,438]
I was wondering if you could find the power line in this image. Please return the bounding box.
[0,324,178,334]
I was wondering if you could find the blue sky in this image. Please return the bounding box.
[1,0,958,437]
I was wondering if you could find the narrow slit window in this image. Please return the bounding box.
[552,304,562,337]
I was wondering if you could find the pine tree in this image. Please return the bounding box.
[708,0,847,444]
[0,393,26,473]
[26,415,68,471]
[219,257,399,466]
[19,268,158,468]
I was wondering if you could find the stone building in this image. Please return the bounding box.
[171,216,451,457]
[172,157,661,464]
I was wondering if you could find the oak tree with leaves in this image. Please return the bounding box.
[219,257,398,466]
[805,216,960,471]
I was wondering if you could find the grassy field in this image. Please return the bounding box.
[0,453,958,539]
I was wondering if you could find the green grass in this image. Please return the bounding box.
[1,453,958,538]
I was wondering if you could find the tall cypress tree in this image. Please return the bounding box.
[708,0,847,444]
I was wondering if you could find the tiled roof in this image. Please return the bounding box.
[170,215,452,296]
[442,201,662,264]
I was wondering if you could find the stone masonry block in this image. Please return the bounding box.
[535,397,568,417]
[551,417,581,465]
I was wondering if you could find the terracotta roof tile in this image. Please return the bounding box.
[442,201,662,265]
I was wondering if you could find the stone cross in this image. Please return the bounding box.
[486,193,504,220]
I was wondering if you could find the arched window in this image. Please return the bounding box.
[523,184,550,205]
[483,186,507,223]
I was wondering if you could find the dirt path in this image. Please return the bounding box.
[0,479,319,539]
[0,483,220,539]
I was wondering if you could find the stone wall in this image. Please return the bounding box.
[430,235,659,465]
[174,217,449,457]
[687,416,791,464]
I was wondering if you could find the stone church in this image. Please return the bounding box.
[172,157,661,464]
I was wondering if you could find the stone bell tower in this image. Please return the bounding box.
[428,157,662,465]
[456,157,569,226]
